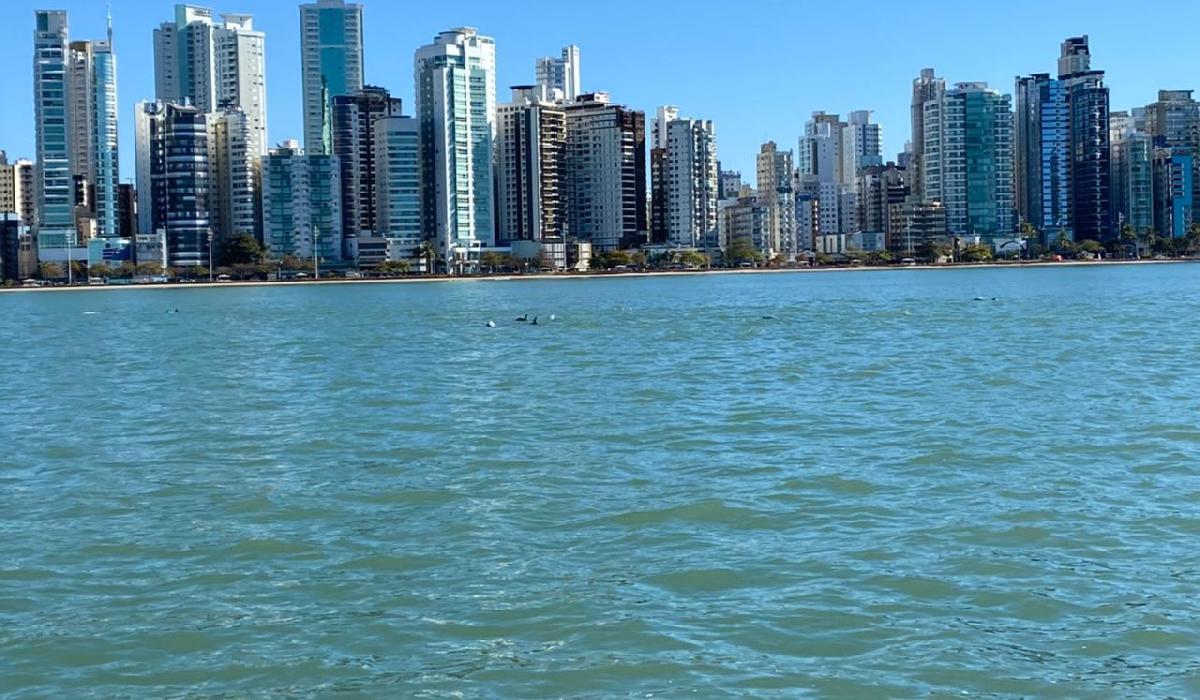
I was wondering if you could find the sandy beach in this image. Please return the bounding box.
[2,258,1193,294]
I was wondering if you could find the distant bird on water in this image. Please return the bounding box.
[515,314,528,322]
[531,316,540,326]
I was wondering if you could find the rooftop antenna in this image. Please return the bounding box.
[106,1,113,46]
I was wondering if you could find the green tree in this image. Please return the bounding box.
[728,240,764,266]
[136,261,164,276]
[220,233,266,265]
[280,254,307,271]
[917,241,952,263]
[1077,239,1105,258]
[38,262,63,280]
[480,251,504,273]
[191,265,209,280]
[867,250,894,266]
[679,250,709,268]
[961,244,994,263]
[88,263,114,279]
[815,253,834,266]
[375,260,411,277]
[70,260,88,280]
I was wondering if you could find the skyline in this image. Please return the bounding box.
[3,1,1200,179]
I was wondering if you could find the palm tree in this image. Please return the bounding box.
[1185,224,1200,256]
[1019,221,1039,260]
[416,241,438,275]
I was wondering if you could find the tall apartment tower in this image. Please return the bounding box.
[495,86,567,245]
[135,101,213,267]
[154,5,217,110]
[661,114,719,249]
[842,110,883,184]
[331,86,403,242]
[910,68,945,200]
[757,142,796,257]
[300,0,364,156]
[33,11,75,252]
[1145,89,1200,222]
[373,115,422,246]
[535,45,581,102]
[262,140,342,260]
[214,15,267,156]
[923,82,1015,237]
[564,93,647,251]
[1015,73,1071,238]
[63,13,119,242]
[210,108,261,245]
[1059,36,1111,242]
[155,7,267,153]
[649,105,679,244]
[415,28,497,258]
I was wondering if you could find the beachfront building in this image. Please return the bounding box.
[373,115,422,255]
[653,108,718,250]
[922,81,1015,239]
[414,27,497,269]
[757,142,796,258]
[563,93,647,252]
[135,101,213,268]
[495,86,567,247]
[261,140,342,262]
[332,86,402,247]
[33,10,78,255]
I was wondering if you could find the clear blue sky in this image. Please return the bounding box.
[3,0,1198,180]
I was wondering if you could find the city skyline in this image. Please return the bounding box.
[2,0,1199,179]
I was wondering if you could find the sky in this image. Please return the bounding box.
[2,0,1199,180]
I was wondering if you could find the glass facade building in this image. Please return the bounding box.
[300,0,364,156]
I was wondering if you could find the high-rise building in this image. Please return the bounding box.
[1060,37,1111,243]
[33,10,76,250]
[496,86,567,245]
[1153,150,1194,240]
[154,5,216,109]
[535,45,581,102]
[923,82,1015,238]
[415,28,497,260]
[0,154,38,226]
[332,86,402,242]
[857,163,909,250]
[262,140,342,261]
[155,6,267,160]
[373,115,422,247]
[657,112,718,249]
[67,14,121,241]
[649,106,679,244]
[757,142,796,257]
[910,68,945,199]
[799,111,845,183]
[300,0,364,156]
[135,101,214,268]
[842,110,882,183]
[1145,90,1200,220]
[1015,73,1070,238]
[563,93,647,251]
[722,195,770,256]
[214,15,267,156]
[209,108,261,248]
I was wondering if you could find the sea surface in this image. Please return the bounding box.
[2,265,1200,699]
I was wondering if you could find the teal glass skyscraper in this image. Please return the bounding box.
[300,0,364,156]
[33,10,75,249]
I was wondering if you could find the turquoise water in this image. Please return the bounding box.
[2,266,1200,698]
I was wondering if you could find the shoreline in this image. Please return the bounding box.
[2,258,1194,294]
